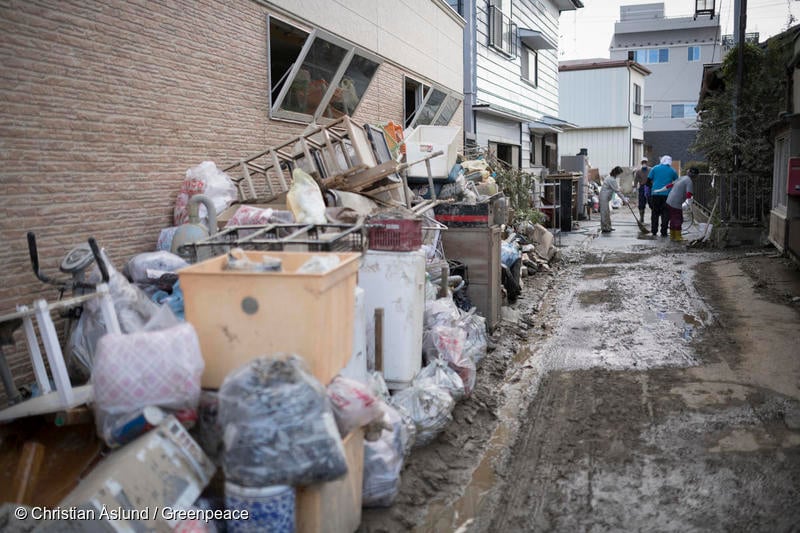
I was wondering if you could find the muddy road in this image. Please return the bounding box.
[361,211,800,532]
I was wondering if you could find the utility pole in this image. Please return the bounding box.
[732,0,747,170]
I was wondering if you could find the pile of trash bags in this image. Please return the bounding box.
[359,279,488,507]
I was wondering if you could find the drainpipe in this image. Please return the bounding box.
[628,64,633,168]
[463,0,478,141]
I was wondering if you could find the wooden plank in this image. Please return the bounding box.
[11,442,45,505]
[295,428,364,533]
[240,161,259,200]
[342,161,399,193]
[270,149,289,192]
[374,308,383,374]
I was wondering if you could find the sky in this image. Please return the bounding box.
[558,0,800,61]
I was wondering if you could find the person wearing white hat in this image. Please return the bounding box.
[646,155,679,237]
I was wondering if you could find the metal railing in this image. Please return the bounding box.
[692,172,772,226]
[488,0,517,57]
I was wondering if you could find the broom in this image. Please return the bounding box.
[623,199,649,233]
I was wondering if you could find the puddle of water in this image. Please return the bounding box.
[513,345,533,366]
[643,310,703,340]
[582,266,617,279]
[418,409,512,532]
[417,349,543,532]
[578,289,614,305]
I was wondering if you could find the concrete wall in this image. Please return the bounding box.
[610,13,720,134]
[0,0,463,383]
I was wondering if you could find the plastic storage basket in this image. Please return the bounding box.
[366,219,422,252]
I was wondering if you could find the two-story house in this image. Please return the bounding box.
[609,2,720,164]
[447,0,583,173]
[558,58,651,177]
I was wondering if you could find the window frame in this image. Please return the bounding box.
[268,17,383,123]
[520,45,538,87]
[488,0,518,58]
[633,83,642,115]
[671,103,697,119]
[404,77,429,129]
[407,86,463,129]
[688,46,701,62]
[633,48,669,64]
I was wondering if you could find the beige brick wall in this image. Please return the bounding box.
[0,0,462,386]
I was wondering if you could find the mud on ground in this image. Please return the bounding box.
[357,265,561,532]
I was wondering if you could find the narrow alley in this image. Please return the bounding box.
[363,207,800,532]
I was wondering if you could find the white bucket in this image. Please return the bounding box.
[225,482,295,533]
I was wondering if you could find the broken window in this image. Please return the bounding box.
[404,78,462,129]
[268,16,381,123]
[405,77,429,129]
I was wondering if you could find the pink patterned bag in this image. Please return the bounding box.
[92,323,204,441]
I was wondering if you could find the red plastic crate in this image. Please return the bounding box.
[367,219,422,252]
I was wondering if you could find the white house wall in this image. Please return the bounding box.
[559,67,630,127]
[474,0,560,118]
[559,127,631,176]
[476,113,522,149]
[630,68,646,141]
[267,0,464,92]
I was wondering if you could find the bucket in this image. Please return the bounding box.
[225,482,295,533]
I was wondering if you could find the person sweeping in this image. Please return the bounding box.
[654,167,697,242]
[599,166,628,233]
[647,155,678,237]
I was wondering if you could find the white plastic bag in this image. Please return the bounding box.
[424,297,461,329]
[327,376,383,437]
[390,384,453,448]
[174,161,237,226]
[459,309,488,365]
[68,251,164,380]
[124,251,188,284]
[362,403,410,508]
[413,358,465,403]
[225,205,276,227]
[92,322,204,445]
[287,168,327,225]
[422,325,476,397]
[298,255,340,274]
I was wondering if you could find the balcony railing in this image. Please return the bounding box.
[488,0,517,58]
